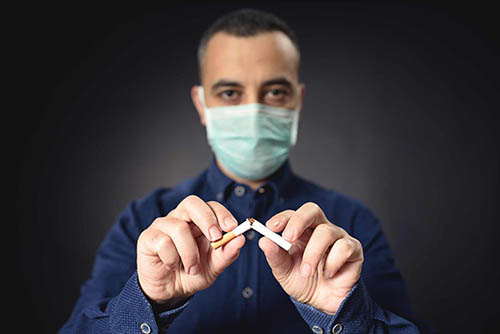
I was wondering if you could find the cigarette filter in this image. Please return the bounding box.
[211,219,252,249]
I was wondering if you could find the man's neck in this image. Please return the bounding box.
[215,158,268,191]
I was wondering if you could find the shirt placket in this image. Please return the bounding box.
[222,184,256,329]
[223,182,282,331]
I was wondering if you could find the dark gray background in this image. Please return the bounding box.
[15,3,499,333]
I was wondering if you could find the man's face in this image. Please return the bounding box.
[192,31,304,124]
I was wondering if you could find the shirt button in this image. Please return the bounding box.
[242,287,253,299]
[246,230,256,240]
[258,187,265,194]
[311,325,324,333]
[140,322,152,334]
[332,323,343,333]
[234,185,246,197]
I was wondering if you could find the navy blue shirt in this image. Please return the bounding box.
[60,157,429,333]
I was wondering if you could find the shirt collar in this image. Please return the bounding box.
[206,155,295,201]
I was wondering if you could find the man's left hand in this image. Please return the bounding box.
[258,202,364,315]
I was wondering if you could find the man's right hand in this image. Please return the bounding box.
[137,195,245,307]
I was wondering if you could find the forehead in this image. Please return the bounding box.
[202,31,299,85]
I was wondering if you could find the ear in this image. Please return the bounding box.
[191,85,206,126]
[298,82,306,113]
[299,82,305,102]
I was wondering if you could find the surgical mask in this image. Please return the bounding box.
[198,86,300,180]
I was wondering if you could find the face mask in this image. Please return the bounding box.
[198,86,300,181]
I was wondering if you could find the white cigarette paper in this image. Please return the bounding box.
[232,219,252,235]
[249,218,292,251]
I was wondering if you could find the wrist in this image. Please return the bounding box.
[316,307,336,316]
[293,295,341,316]
[137,274,192,312]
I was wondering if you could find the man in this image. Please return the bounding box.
[60,8,429,333]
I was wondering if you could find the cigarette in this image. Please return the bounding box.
[211,219,252,249]
[248,218,292,251]
[210,218,293,252]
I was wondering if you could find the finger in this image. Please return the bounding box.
[210,234,246,275]
[137,228,180,270]
[169,195,222,241]
[155,218,202,275]
[282,202,326,242]
[189,223,203,239]
[323,237,362,279]
[300,224,342,277]
[265,210,295,233]
[206,201,238,232]
[258,236,292,279]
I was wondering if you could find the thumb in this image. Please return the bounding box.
[209,235,245,275]
[258,237,293,279]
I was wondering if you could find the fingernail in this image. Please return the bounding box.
[209,226,222,241]
[273,220,281,228]
[225,217,237,229]
[188,264,200,275]
[283,228,295,241]
[301,263,312,277]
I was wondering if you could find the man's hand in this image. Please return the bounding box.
[137,195,245,307]
[258,202,364,315]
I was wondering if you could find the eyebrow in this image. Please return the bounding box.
[211,77,293,92]
[262,77,293,88]
[211,79,243,92]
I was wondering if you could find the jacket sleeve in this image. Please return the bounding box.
[290,205,433,333]
[58,199,187,333]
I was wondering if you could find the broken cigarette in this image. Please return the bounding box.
[210,217,292,251]
[211,219,251,249]
[249,218,292,251]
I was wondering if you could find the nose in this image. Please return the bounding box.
[241,87,259,105]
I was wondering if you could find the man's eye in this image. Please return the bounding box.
[266,89,288,99]
[221,90,238,99]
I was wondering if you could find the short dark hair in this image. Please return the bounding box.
[197,8,300,80]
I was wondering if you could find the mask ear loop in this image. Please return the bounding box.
[198,86,214,141]
[198,85,207,109]
[198,86,213,134]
